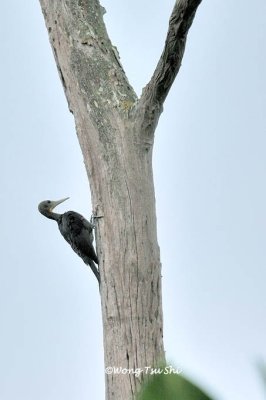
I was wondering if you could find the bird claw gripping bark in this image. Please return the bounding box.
[90,210,104,226]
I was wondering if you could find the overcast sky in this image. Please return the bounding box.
[0,1,266,399]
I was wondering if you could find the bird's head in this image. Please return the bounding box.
[38,197,69,218]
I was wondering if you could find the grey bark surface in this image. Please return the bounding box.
[39,1,202,399]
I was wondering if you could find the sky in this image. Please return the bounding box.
[0,1,266,399]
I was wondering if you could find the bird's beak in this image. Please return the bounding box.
[50,197,70,210]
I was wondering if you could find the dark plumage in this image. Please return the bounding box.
[38,198,100,283]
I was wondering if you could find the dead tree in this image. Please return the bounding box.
[39,1,202,399]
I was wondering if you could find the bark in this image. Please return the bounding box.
[39,1,202,399]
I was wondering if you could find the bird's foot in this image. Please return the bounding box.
[90,212,104,227]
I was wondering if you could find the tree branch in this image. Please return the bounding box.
[136,0,202,134]
[39,0,137,122]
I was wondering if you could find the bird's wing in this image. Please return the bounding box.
[63,211,92,235]
[61,211,98,264]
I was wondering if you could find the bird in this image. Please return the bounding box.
[38,197,100,283]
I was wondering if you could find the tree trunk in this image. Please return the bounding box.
[39,1,202,399]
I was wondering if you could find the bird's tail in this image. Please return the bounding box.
[87,259,100,284]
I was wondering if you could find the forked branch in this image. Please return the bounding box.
[137,0,202,133]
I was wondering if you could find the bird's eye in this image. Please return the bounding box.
[47,200,51,204]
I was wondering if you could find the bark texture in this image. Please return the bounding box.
[39,1,202,399]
